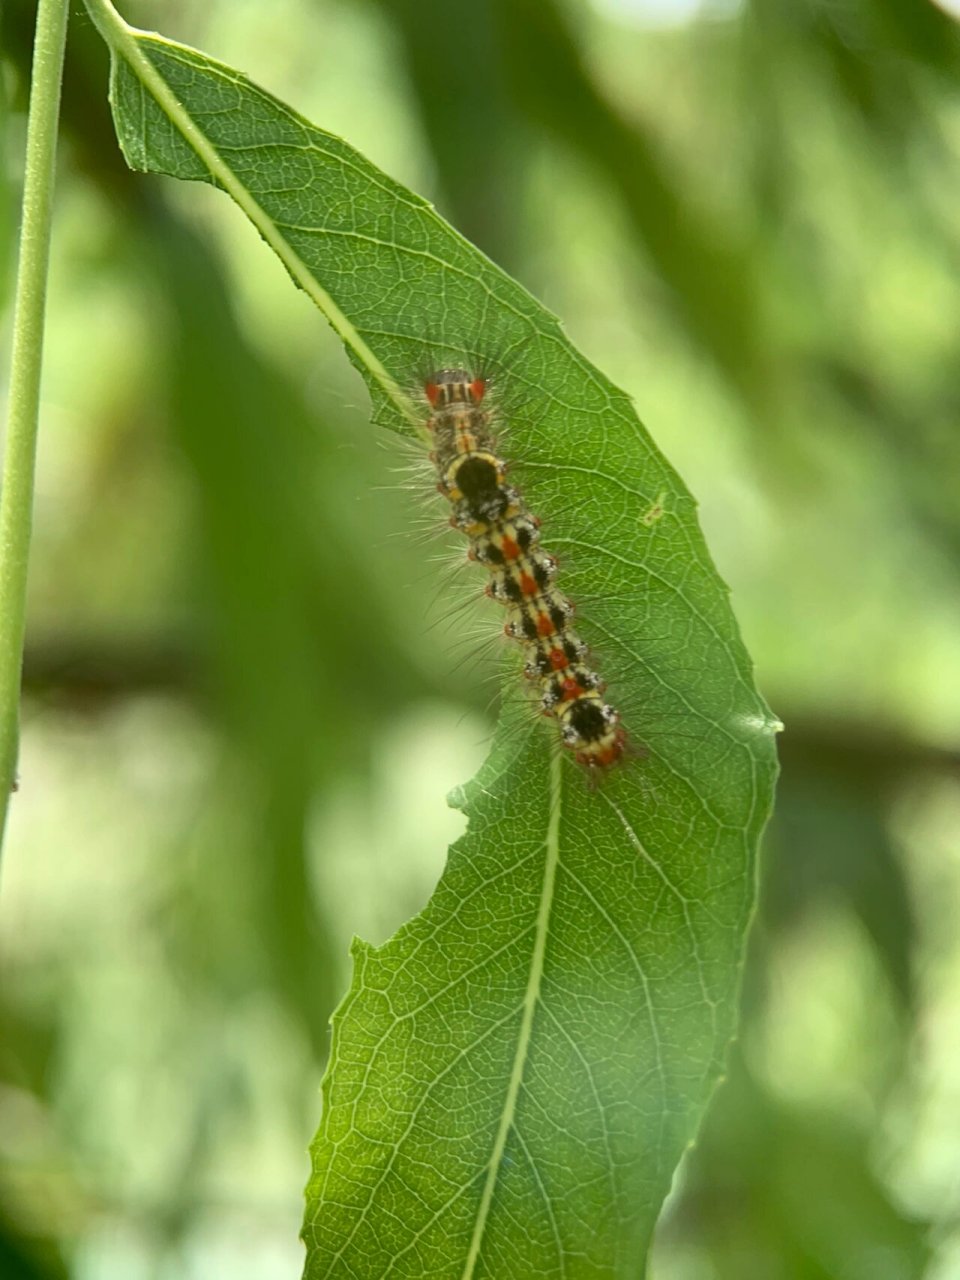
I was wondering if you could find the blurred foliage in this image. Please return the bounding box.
[1,0,959,1276]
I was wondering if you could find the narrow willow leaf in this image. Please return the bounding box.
[86,3,780,1274]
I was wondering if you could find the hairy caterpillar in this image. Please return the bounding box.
[424,369,627,772]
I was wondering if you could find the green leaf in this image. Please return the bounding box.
[86,3,779,1273]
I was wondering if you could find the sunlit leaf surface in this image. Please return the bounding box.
[91,8,779,1274]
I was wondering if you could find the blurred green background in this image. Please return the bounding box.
[2,0,960,1276]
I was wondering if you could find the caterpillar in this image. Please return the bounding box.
[424,368,627,772]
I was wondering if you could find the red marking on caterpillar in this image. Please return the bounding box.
[422,368,627,773]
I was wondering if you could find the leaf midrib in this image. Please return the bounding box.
[83,0,421,435]
[89,8,578,1267]
[461,747,565,1280]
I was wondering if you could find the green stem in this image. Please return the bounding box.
[0,0,70,850]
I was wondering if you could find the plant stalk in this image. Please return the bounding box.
[0,0,70,851]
